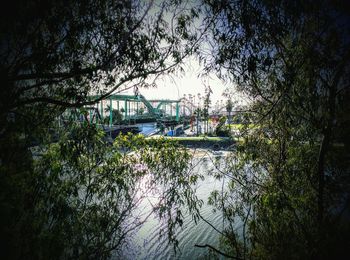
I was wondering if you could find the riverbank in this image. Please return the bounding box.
[147,135,235,150]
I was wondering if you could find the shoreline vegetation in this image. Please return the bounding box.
[147,135,235,150]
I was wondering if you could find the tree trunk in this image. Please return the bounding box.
[317,130,330,224]
[317,82,337,226]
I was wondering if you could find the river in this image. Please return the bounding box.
[119,151,231,260]
[138,122,159,136]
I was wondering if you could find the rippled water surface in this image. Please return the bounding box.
[120,153,230,259]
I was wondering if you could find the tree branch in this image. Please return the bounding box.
[194,244,243,259]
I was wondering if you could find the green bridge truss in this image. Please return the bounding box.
[68,94,183,126]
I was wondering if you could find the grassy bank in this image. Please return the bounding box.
[147,135,234,149]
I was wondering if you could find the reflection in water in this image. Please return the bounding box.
[120,152,231,260]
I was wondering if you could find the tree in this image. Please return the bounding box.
[199,0,350,258]
[13,125,201,259]
[138,107,145,115]
[214,116,230,137]
[194,107,202,136]
[0,0,208,178]
[225,99,233,132]
[0,0,205,172]
[0,0,206,135]
[203,85,212,134]
[0,1,207,258]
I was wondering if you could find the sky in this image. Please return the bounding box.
[116,1,250,108]
[118,57,239,105]
[118,57,250,109]
[142,59,226,102]
[116,2,230,104]
[116,57,251,111]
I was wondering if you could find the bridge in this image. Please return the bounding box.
[61,93,244,138]
[62,94,194,127]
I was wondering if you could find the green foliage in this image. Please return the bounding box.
[1,0,201,114]
[225,99,233,113]
[1,123,201,259]
[215,116,230,137]
[0,2,205,257]
[103,109,123,125]
[202,0,350,259]
[137,107,145,115]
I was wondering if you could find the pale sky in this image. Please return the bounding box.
[117,58,250,110]
[117,2,231,105]
[119,58,229,103]
[116,1,250,108]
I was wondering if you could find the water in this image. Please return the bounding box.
[120,153,230,260]
[137,123,159,136]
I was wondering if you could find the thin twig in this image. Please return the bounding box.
[195,244,243,259]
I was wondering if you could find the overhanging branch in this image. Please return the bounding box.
[195,244,242,259]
